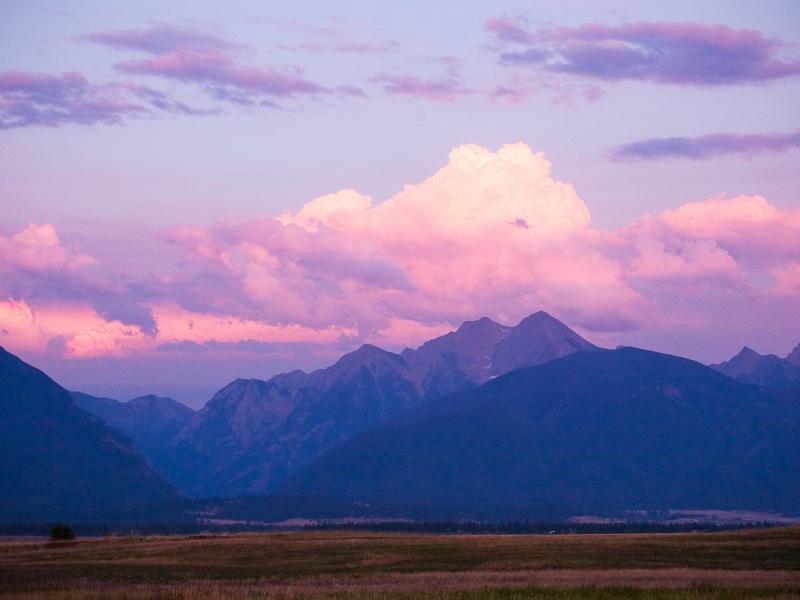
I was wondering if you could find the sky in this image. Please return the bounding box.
[1,1,799,407]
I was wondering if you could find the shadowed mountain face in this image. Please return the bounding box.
[788,344,800,367]
[282,348,800,517]
[166,312,598,497]
[71,391,194,473]
[0,347,176,521]
[710,345,800,388]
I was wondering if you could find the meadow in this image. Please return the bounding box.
[0,526,798,599]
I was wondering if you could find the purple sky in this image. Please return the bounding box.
[1,1,799,407]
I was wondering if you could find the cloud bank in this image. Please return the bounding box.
[0,71,143,130]
[487,18,800,86]
[611,130,800,160]
[85,24,337,105]
[2,143,798,363]
[0,70,212,129]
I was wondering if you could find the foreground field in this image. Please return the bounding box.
[0,527,798,599]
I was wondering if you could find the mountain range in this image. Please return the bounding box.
[282,347,800,517]
[165,311,599,496]
[710,344,800,388]
[2,310,798,523]
[71,391,194,474]
[0,346,176,521]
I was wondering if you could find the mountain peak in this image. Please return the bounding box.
[516,310,557,325]
[737,346,762,358]
[455,316,504,334]
[1,347,176,519]
[787,343,800,366]
[283,345,800,517]
[126,394,194,418]
[127,394,171,407]
[166,309,601,496]
[711,343,800,388]
[326,343,407,379]
[338,343,399,364]
[490,311,598,375]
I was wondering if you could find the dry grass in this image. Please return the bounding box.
[1,527,798,598]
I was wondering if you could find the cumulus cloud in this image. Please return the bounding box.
[611,130,800,160]
[0,298,42,349]
[0,223,157,334]
[771,261,800,295]
[628,237,743,285]
[175,143,644,332]
[2,144,798,361]
[487,19,800,86]
[658,195,800,259]
[163,143,799,338]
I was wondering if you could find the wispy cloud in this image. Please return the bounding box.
[115,49,327,98]
[611,130,800,161]
[485,16,536,45]
[77,23,237,54]
[487,18,800,86]
[279,41,400,55]
[372,74,473,101]
[81,23,343,105]
[0,71,144,129]
[0,71,210,130]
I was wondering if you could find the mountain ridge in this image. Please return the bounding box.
[0,346,177,521]
[710,344,800,388]
[282,346,800,517]
[164,311,599,496]
[71,391,194,473]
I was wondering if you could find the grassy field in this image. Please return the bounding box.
[0,526,798,598]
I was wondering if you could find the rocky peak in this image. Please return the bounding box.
[786,343,800,366]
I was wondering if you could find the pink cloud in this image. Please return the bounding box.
[0,223,97,272]
[116,49,326,98]
[253,143,642,331]
[770,261,800,295]
[0,223,157,334]
[0,299,148,359]
[3,144,799,362]
[629,237,743,285]
[659,195,800,259]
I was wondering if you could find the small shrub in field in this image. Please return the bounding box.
[50,523,75,541]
